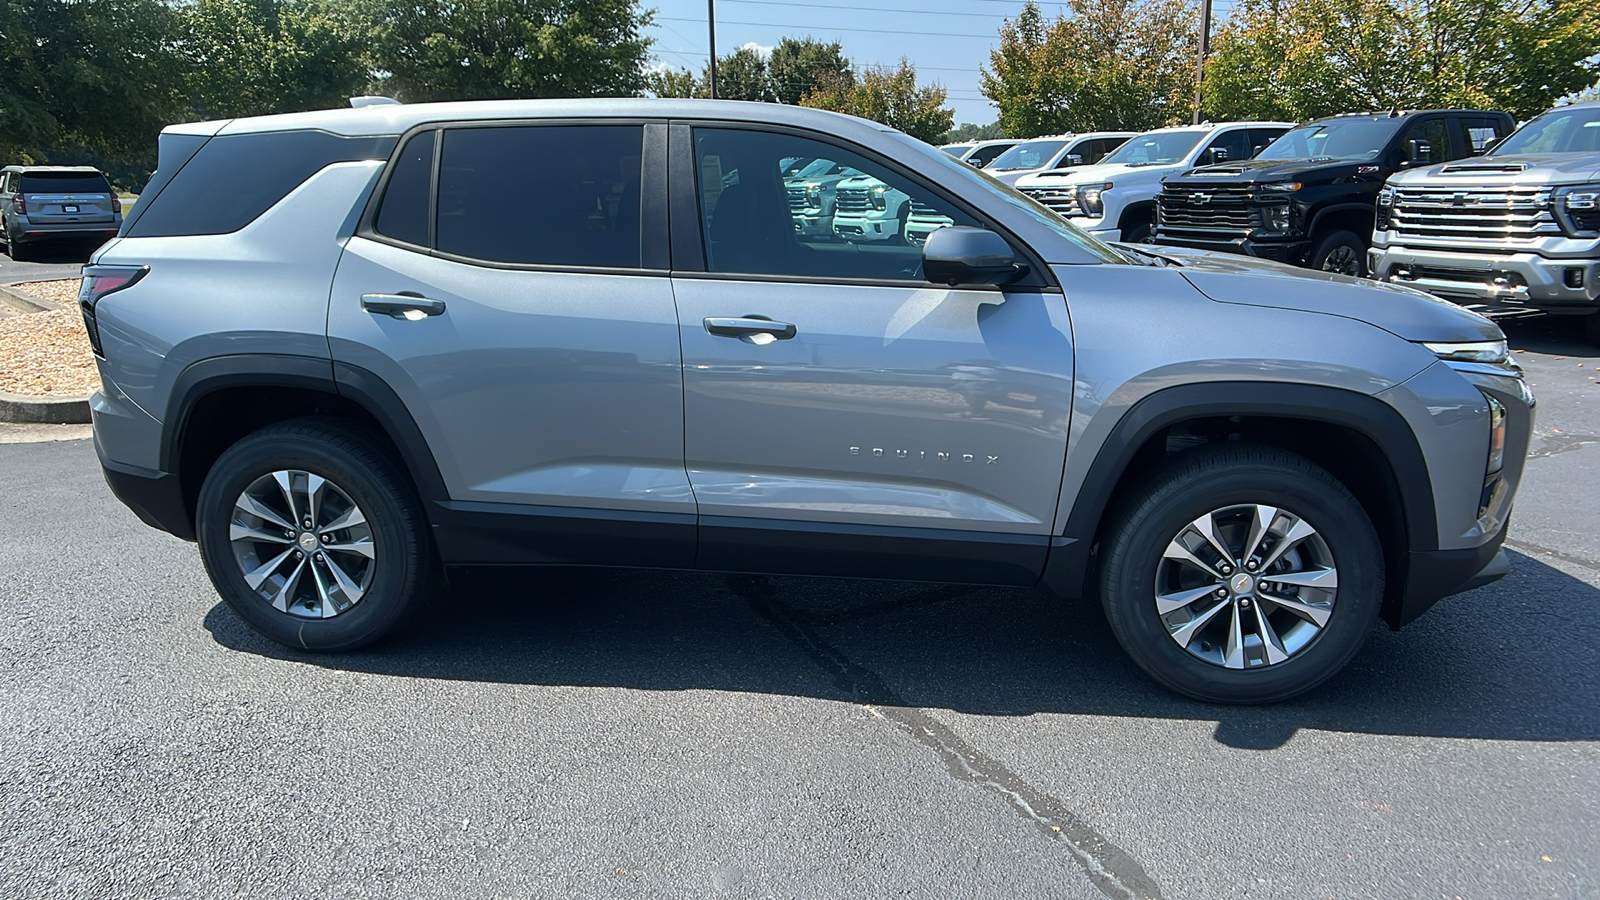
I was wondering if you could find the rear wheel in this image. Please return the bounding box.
[1310,230,1367,277]
[1098,444,1383,704]
[1120,217,1152,244]
[196,417,438,651]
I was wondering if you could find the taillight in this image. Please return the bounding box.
[112,195,122,214]
[78,265,148,357]
[14,195,25,215]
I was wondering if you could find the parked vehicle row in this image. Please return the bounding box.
[939,139,1019,169]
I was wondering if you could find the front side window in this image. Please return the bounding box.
[987,139,1069,172]
[1256,118,1402,162]
[1400,118,1452,165]
[1101,130,1206,166]
[1494,107,1600,155]
[1460,117,1509,154]
[693,128,981,281]
[436,125,642,268]
[1205,130,1254,164]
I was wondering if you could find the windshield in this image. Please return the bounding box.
[1256,118,1401,161]
[1494,106,1600,155]
[987,139,1068,171]
[1101,131,1205,166]
[942,145,973,157]
[884,132,1125,264]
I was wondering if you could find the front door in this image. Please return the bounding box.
[669,125,1075,585]
[329,121,694,567]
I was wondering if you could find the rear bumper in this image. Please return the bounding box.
[93,400,193,541]
[1368,244,1600,311]
[9,218,121,242]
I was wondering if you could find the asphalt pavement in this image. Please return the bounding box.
[1,316,1596,899]
[0,242,97,285]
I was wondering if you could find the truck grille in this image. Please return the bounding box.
[787,187,807,211]
[835,188,871,212]
[1156,188,1261,237]
[1020,186,1080,216]
[909,199,940,217]
[1390,187,1561,241]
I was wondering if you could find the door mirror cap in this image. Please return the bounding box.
[1202,147,1230,165]
[1403,139,1432,166]
[923,226,1028,287]
[1060,153,1084,168]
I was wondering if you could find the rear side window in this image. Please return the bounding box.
[21,172,112,193]
[435,125,643,269]
[375,130,435,247]
[128,130,396,238]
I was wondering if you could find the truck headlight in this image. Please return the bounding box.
[1263,204,1291,232]
[1553,184,1600,238]
[805,183,823,209]
[1376,185,1395,231]
[1377,185,1396,207]
[1077,182,1110,216]
[1261,181,1301,192]
[871,185,888,211]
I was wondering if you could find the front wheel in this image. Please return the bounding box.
[1310,229,1367,277]
[1098,444,1383,704]
[196,417,439,651]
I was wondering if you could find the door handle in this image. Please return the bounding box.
[703,316,797,340]
[362,293,446,320]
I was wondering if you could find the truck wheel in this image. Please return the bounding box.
[1583,313,1600,347]
[195,417,439,651]
[1310,230,1366,277]
[1098,443,1383,704]
[1121,218,1152,244]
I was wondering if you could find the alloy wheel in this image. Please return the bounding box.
[228,469,376,618]
[1154,503,1338,669]
[1320,245,1361,276]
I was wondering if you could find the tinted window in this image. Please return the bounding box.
[1460,116,1509,153]
[969,143,1012,167]
[693,128,982,281]
[21,172,112,193]
[436,125,642,268]
[1206,130,1253,164]
[1257,118,1401,161]
[374,130,435,247]
[1249,129,1288,157]
[129,131,396,237]
[1401,118,1452,164]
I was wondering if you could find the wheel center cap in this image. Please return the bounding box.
[298,532,319,552]
[1229,572,1255,595]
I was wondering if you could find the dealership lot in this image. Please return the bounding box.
[1,314,1596,899]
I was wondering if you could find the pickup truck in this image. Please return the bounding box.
[1370,99,1600,339]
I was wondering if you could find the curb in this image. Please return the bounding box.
[0,284,65,314]
[0,390,91,424]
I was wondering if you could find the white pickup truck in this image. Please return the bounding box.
[1371,100,1600,339]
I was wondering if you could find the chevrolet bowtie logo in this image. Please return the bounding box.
[1451,192,1474,206]
[1191,193,1212,204]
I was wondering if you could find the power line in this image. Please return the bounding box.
[721,0,1026,19]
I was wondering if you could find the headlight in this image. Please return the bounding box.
[1261,181,1301,192]
[1263,204,1291,232]
[1077,182,1111,216]
[1483,393,1506,475]
[1553,184,1600,238]
[1421,340,1510,365]
[1377,185,1396,207]
[805,183,823,208]
[871,185,888,211]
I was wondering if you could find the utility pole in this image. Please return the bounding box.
[1192,0,1212,124]
[707,0,718,99]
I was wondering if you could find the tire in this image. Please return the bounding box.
[1309,229,1366,277]
[1120,217,1151,244]
[1098,443,1383,704]
[195,417,439,651]
[1583,313,1600,347]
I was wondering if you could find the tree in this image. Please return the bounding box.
[768,36,852,105]
[0,0,182,169]
[715,45,774,102]
[644,65,705,98]
[801,59,953,144]
[981,0,1199,137]
[1203,0,1600,122]
[943,122,1009,143]
[176,0,372,119]
[368,0,654,102]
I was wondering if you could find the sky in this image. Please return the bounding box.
[643,0,1236,127]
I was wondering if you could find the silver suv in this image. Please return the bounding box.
[0,165,123,260]
[88,99,1531,704]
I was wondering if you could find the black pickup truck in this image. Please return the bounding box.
[1152,109,1517,277]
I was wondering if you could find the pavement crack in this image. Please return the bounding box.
[728,575,1163,900]
[1505,538,1600,573]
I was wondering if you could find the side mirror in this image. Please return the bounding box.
[1201,147,1229,165]
[1251,144,1265,158]
[923,227,1028,287]
[1058,154,1084,169]
[1404,139,1431,166]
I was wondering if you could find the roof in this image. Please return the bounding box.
[1305,109,1512,123]
[2,165,105,174]
[165,97,898,144]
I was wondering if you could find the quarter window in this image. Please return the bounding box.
[693,128,980,281]
[435,125,643,268]
[374,130,435,247]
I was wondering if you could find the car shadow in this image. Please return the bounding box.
[5,239,103,265]
[1502,314,1599,358]
[204,549,1600,750]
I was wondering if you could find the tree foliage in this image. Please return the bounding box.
[1204,0,1600,121]
[646,37,853,105]
[943,122,1010,143]
[981,0,1199,137]
[768,36,852,106]
[801,60,953,144]
[177,0,371,119]
[368,0,654,102]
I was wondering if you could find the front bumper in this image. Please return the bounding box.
[791,213,832,238]
[833,215,901,242]
[1368,245,1600,312]
[1153,231,1311,264]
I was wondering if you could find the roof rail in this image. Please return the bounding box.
[349,96,402,108]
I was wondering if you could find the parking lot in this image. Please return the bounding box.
[0,310,1592,899]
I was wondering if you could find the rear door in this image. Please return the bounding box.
[328,120,694,567]
[668,123,1075,585]
[20,171,115,224]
